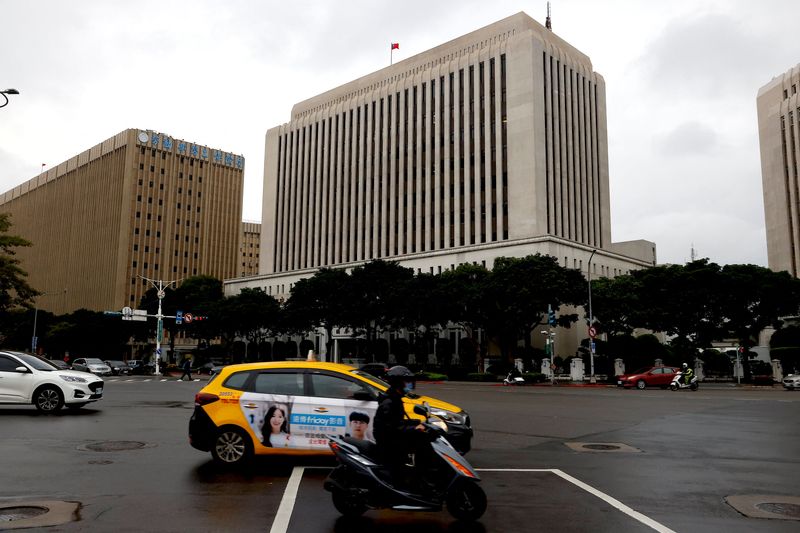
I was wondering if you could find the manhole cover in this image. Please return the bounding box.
[78,441,149,452]
[88,460,114,465]
[583,444,621,451]
[564,442,642,453]
[0,506,48,522]
[756,503,800,518]
[726,495,800,520]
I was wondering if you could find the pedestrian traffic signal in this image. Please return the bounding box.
[548,307,556,326]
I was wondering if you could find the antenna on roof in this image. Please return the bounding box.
[546,1,552,30]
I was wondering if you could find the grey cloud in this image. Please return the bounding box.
[656,121,719,156]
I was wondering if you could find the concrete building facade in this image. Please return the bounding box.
[0,129,244,314]
[240,222,261,277]
[758,64,800,277]
[224,12,656,359]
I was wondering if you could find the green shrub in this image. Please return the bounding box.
[417,371,448,381]
[466,372,499,382]
[522,372,546,384]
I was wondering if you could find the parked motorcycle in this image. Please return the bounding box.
[503,371,526,386]
[670,371,698,391]
[324,403,487,521]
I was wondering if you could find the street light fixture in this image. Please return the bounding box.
[587,249,597,384]
[1,88,20,108]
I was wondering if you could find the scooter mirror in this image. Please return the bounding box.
[413,403,428,416]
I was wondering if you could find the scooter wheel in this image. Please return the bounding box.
[690,383,698,391]
[669,384,678,391]
[446,480,487,521]
[332,490,367,517]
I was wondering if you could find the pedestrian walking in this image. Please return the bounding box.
[180,358,193,381]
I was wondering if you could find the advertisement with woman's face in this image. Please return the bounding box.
[239,392,376,450]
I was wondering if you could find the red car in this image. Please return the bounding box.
[617,366,679,390]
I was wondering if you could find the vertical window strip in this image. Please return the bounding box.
[469,64,476,245]
[274,134,285,271]
[500,53,508,240]
[593,83,603,247]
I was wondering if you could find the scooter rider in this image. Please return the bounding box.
[682,362,694,385]
[373,366,430,488]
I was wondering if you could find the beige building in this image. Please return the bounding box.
[240,222,261,277]
[225,12,656,358]
[0,129,244,314]
[758,64,800,277]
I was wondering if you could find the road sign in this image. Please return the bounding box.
[184,313,193,323]
[176,310,183,325]
[588,326,597,338]
[131,309,147,322]
[157,290,166,299]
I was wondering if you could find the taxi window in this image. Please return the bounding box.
[223,371,251,391]
[254,372,304,396]
[310,373,374,400]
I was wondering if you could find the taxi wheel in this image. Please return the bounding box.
[211,427,253,466]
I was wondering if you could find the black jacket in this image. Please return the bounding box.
[373,389,419,446]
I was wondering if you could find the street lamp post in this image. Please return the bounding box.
[0,88,20,108]
[140,276,181,376]
[31,289,66,353]
[587,249,597,384]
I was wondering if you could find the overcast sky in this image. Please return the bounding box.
[1,0,797,267]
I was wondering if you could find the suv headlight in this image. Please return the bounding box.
[60,375,87,383]
[430,408,467,426]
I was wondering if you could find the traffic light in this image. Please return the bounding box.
[548,305,556,326]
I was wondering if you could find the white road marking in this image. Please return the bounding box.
[270,466,305,533]
[478,468,676,533]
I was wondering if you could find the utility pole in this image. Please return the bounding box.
[140,276,182,376]
[587,249,597,383]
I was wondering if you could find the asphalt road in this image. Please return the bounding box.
[1,377,798,532]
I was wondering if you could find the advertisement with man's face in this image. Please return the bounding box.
[239,392,377,450]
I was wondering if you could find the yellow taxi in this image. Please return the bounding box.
[189,361,473,465]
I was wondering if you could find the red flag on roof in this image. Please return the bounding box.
[391,43,399,50]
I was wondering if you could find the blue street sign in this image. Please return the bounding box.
[176,310,183,325]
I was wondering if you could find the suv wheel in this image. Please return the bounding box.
[34,386,64,413]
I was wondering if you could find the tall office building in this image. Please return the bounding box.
[240,222,262,277]
[228,11,654,303]
[0,129,245,314]
[758,64,800,277]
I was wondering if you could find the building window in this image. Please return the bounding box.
[133,244,139,251]
[134,228,140,235]
[145,229,150,236]
[136,211,141,218]
[133,260,137,267]
[150,165,155,172]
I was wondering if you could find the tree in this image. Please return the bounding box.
[439,263,490,371]
[283,268,350,359]
[344,260,414,360]
[215,288,281,362]
[402,273,450,366]
[590,274,642,336]
[634,259,724,359]
[482,255,585,362]
[0,213,38,325]
[718,264,800,380]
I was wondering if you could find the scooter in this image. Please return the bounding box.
[503,371,526,386]
[324,403,487,521]
[670,371,698,391]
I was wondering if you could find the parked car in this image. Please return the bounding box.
[358,362,389,380]
[71,358,113,376]
[128,359,154,375]
[104,360,132,376]
[189,361,473,466]
[617,366,680,389]
[783,374,800,390]
[198,359,227,375]
[0,350,104,412]
[49,359,70,370]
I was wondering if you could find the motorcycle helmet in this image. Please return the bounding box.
[386,365,415,390]
[682,363,688,370]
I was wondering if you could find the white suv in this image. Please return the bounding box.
[0,350,104,412]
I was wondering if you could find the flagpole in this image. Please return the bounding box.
[390,43,393,66]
